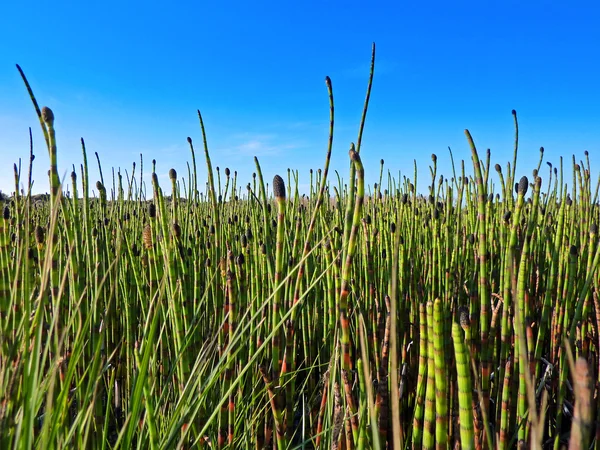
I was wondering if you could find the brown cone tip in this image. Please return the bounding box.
[35,225,45,244]
[273,175,286,199]
[458,306,470,329]
[42,106,54,125]
[169,168,177,180]
[518,176,529,195]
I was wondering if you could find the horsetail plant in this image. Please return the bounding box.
[1,59,599,450]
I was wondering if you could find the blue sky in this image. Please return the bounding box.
[1,1,599,198]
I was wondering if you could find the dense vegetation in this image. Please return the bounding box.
[1,51,599,450]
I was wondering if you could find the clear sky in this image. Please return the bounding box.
[1,1,599,198]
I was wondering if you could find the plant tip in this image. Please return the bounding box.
[458,306,470,330]
[519,176,530,195]
[42,106,54,125]
[273,175,286,199]
[148,203,156,218]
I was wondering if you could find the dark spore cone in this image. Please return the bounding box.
[349,149,361,163]
[172,222,181,239]
[458,306,470,330]
[518,176,529,196]
[35,225,45,245]
[42,106,55,125]
[148,203,156,218]
[169,168,177,181]
[273,175,286,200]
[3,206,9,220]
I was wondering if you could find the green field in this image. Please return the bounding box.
[1,60,599,450]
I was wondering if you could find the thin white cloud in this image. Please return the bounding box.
[235,139,282,156]
[219,133,305,158]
